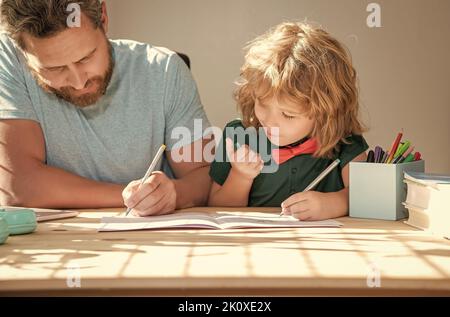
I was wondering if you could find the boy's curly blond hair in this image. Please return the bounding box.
[235,22,366,158]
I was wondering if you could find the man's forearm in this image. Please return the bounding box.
[2,163,126,209]
[173,165,211,209]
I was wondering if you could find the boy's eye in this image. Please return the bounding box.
[282,112,295,119]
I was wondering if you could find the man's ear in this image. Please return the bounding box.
[100,1,109,34]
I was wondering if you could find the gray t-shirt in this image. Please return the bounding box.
[0,34,210,184]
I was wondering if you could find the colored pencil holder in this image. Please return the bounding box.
[349,160,425,220]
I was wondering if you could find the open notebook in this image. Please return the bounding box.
[99,212,343,232]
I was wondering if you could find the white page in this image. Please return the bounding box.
[100,212,221,231]
[215,214,342,229]
[99,212,342,232]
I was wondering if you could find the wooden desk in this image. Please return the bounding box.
[1,207,450,296]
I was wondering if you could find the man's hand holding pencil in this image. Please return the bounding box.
[122,145,177,217]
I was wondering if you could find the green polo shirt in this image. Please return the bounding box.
[209,119,369,207]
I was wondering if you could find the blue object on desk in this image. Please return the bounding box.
[349,160,425,220]
[0,217,9,244]
[0,208,37,236]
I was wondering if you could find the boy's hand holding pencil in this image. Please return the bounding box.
[280,158,341,221]
[281,191,330,221]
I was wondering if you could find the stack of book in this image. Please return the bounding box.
[403,171,450,239]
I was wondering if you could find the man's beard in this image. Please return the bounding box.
[32,41,115,108]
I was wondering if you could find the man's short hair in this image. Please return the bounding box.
[0,0,103,49]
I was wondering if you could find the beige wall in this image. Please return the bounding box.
[107,0,450,174]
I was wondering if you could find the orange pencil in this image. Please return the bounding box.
[386,132,403,163]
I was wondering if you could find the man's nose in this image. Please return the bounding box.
[67,65,87,90]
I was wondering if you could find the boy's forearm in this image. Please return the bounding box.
[173,166,212,209]
[323,188,349,218]
[208,169,253,207]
